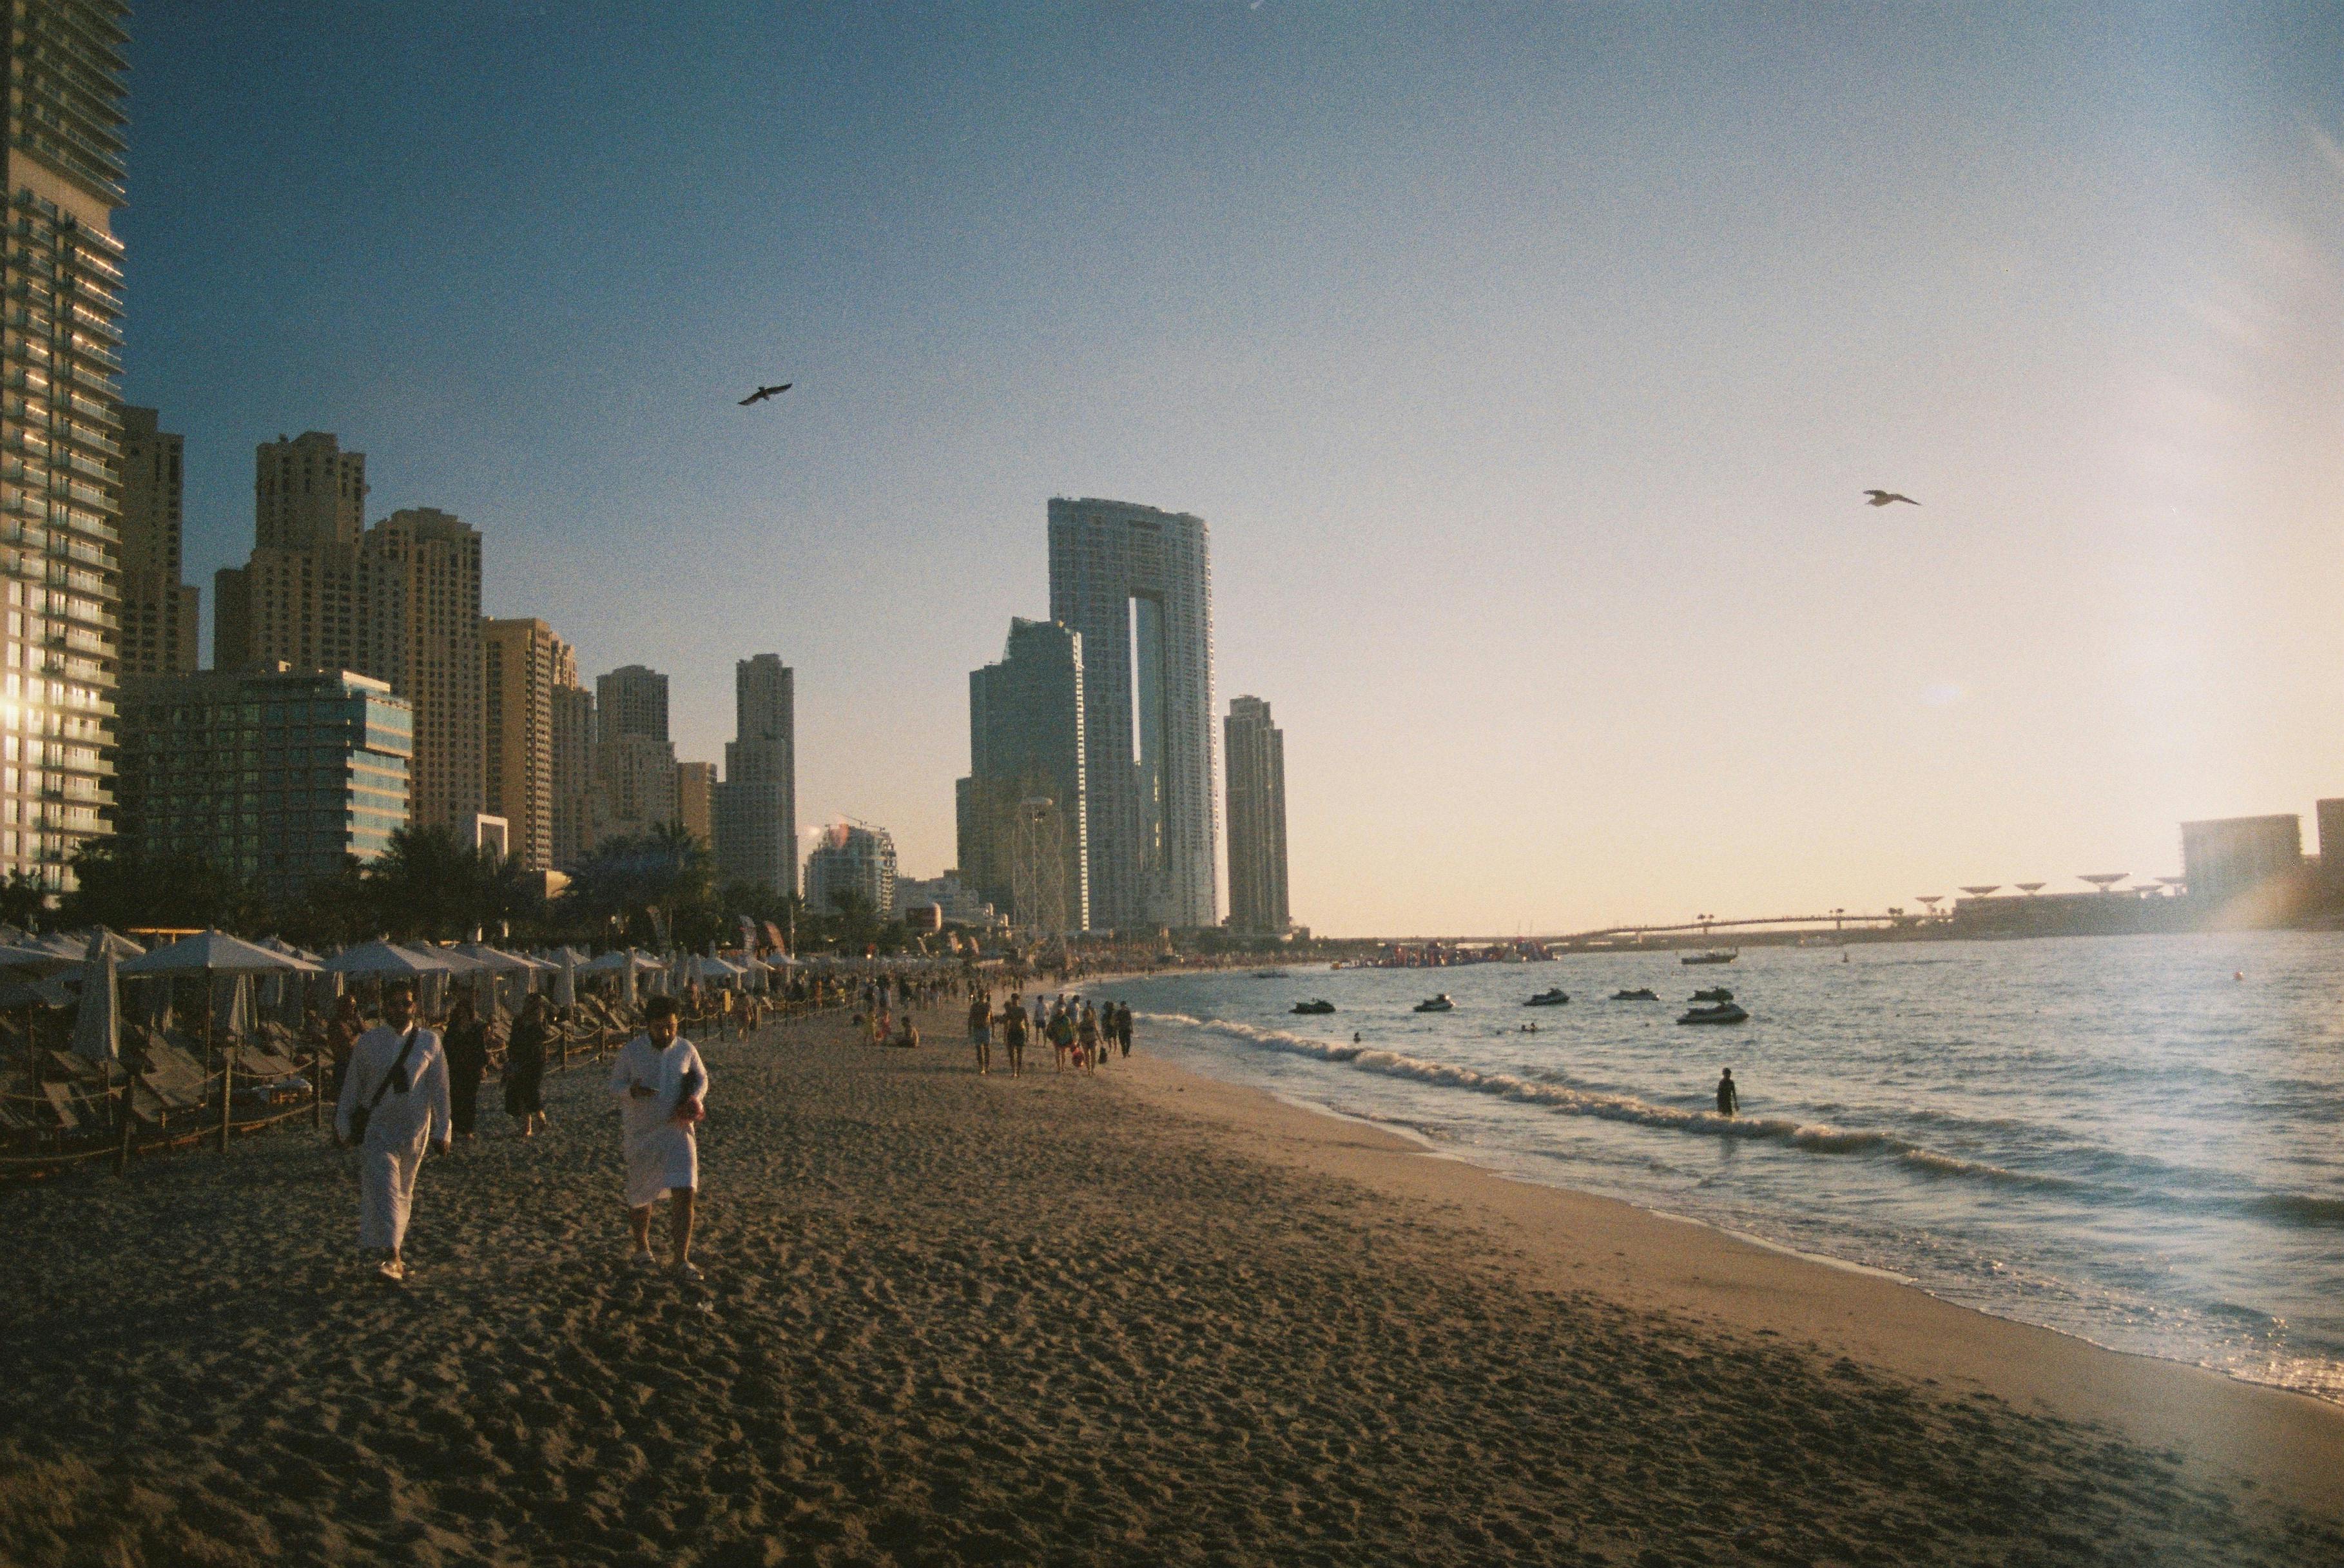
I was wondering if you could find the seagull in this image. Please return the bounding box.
[739,383,792,406]
[1863,489,1920,507]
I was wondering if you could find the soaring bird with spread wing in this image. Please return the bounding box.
[739,383,792,406]
[1863,489,1920,507]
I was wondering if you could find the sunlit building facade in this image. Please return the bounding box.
[804,821,896,920]
[482,616,574,871]
[1,0,130,890]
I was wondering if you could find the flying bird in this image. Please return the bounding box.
[1863,490,1920,507]
[739,383,792,406]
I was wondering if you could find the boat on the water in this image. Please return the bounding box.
[1413,994,1455,1012]
[1252,969,1288,979]
[1690,987,1734,1003]
[1612,987,1659,1002]
[1292,999,1335,1015]
[1678,1002,1748,1025]
[1523,988,1570,1007]
[1682,949,1739,966]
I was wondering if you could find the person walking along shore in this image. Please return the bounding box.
[505,992,552,1137]
[333,983,450,1283]
[611,995,710,1277]
[443,991,489,1141]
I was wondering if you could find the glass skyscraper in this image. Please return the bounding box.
[960,616,1087,933]
[1,1,130,890]
[1047,498,1217,931]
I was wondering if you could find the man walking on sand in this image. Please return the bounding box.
[610,995,710,1278]
[334,982,450,1284]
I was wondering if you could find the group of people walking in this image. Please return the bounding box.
[331,985,708,1284]
[964,990,1133,1077]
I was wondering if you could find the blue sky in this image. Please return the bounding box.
[121,3,2344,933]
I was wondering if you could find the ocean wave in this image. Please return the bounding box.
[1138,1011,2082,1189]
[1137,1011,2344,1223]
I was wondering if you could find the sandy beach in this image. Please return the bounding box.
[2,1005,2339,1567]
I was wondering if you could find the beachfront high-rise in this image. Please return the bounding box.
[1047,498,1217,931]
[593,663,676,842]
[113,665,411,900]
[1,0,130,890]
[715,653,797,896]
[549,679,594,869]
[958,617,1088,933]
[117,408,197,676]
[1224,695,1290,934]
[482,617,576,871]
[215,445,485,837]
[804,820,896,919]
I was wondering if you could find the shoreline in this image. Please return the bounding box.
[1103,1043,2344,1522]
[1,1003,2337,1564]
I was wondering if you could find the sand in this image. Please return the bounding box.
[1,1005,2339,1567]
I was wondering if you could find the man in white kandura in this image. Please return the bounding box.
[610,993,709,1277]
[333,982,450,1283]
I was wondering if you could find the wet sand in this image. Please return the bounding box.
[1,1006,2339,1567]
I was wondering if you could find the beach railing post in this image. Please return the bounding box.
[115,1071,133,1176]
[218,1050,233,1154]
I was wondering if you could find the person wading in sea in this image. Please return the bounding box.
[1716,1069,1740,1118]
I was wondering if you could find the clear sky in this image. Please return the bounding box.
[121,3,2344,936]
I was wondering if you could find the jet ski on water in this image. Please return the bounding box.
[1413,994,1455,1012]
[1292,999,1336,1015]
[1690,987,1734,1003]
[1612,988,1659,1002]
[1524,988,1570,1007]
[1678,1002,1748,1025]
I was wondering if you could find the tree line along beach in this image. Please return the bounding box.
[3,989,2342,1567]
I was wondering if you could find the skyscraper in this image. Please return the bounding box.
[1224,695,1290,934]
[674,760,716,845]
[365,508,483,835]
[117,407,196,675]
[594,664,675,842]
[1047,498,1217,930]
[214,431,371,673]
[550,680,594,870]
[715,653,797,896]
[1,0,130,890]
[482,617,575,871]
[214,443,485,838]
[959,617,1087,933]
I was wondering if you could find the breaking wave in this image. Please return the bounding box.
[1136,1011,2344,1226]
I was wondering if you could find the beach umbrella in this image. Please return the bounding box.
[64,927,144,962]
[621,955,639,1009]
[554,950,577,1009]
[323,938,456,976]
[0,942,77,973]
[68,933,119,1062]
[213,972,254,1038]
[122,930,321,976]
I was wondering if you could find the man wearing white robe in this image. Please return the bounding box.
[333,983,450,1282]
[609,994,709,1277]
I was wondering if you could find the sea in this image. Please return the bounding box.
[1099,933,2344,1403]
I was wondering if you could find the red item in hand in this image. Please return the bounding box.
[674,1094,704,1125]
